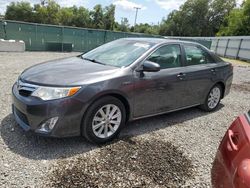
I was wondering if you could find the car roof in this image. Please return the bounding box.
[121,37,200,46]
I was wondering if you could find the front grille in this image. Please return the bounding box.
[14,107,29,126]
[17,80,37,97]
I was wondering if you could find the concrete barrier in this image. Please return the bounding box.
[0,39,25,52]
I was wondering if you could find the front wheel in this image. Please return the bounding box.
[200,84,222,112]
[82,96,126,144]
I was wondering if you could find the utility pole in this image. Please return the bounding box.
[134,7,141,27]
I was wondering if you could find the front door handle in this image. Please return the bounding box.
[177,73,186,80]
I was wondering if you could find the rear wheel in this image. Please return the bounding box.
[200,84,222,112]
[82,96,126,144]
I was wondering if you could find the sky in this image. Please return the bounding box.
[0,0,244,25]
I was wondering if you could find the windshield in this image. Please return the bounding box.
[82,39,154,67]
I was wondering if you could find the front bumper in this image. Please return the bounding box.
[12,83,84,137]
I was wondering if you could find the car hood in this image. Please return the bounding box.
[20,57,120,86]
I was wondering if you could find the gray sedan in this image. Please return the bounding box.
[12,38,233,143]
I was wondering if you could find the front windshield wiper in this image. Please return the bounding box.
[82,57,106,65]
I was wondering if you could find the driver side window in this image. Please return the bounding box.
[147,44,181,69]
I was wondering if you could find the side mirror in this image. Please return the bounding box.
[139,60,160,72]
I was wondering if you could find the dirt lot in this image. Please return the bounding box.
[0,52,249,188]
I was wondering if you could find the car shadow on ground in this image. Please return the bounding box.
[0,104,224,160]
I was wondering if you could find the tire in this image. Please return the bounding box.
[200,84,222,112]
[82,96,126,144]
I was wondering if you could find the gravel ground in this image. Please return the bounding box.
[0,52,249,188]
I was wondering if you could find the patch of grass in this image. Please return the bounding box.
[231,82,250,93]
[222,58,250,67]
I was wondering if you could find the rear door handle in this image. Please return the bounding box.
[177,73,186,80]
[211,68,217,74]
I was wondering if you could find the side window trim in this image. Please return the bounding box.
[144,43,184,69]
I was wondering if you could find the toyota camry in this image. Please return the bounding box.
[12,38,233,143]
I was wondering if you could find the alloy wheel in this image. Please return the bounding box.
[92,104,122,139]
[208,87,221,109]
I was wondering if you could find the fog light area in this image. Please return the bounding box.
[37,117,59,133]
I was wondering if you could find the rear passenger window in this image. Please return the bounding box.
[184,45,214,65]
[147,44,181,69]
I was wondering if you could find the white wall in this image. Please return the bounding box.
[0,39,25,52]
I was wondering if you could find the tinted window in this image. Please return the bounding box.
[184,45,214,65]
[147,44,181,69]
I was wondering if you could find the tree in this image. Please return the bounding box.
[159,11,179,36]
[44,0,60,24]
[4,1,117,30]
[217,0,250,36]
[90,4,104,29]
[58,7,73,26]
[160,0,210,36]
[5,2,34,22]
[4,0,242,36]
[71,6,91,27]
[33,0,60,24]
[208,0,236,35]
[103,5,115,30]
[145,25,160,35]
[134,23,159,35]
[159,0,237,36]
[115,17,130,32]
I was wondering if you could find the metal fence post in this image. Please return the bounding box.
[61,26,64,52]
[224,39,230,57]
[215,39,219,53]
[236,39,243,60]
[3,21,7,40]
[35,23,37,51]
[104,30,107,44]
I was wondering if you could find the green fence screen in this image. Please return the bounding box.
[0,20,213,52]
[0,20,160,52]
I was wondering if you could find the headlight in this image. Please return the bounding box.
[31,86,81,100]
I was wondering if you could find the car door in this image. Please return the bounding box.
[133,44,189,118]
[212,112,250,188]
[181,44,220,106]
